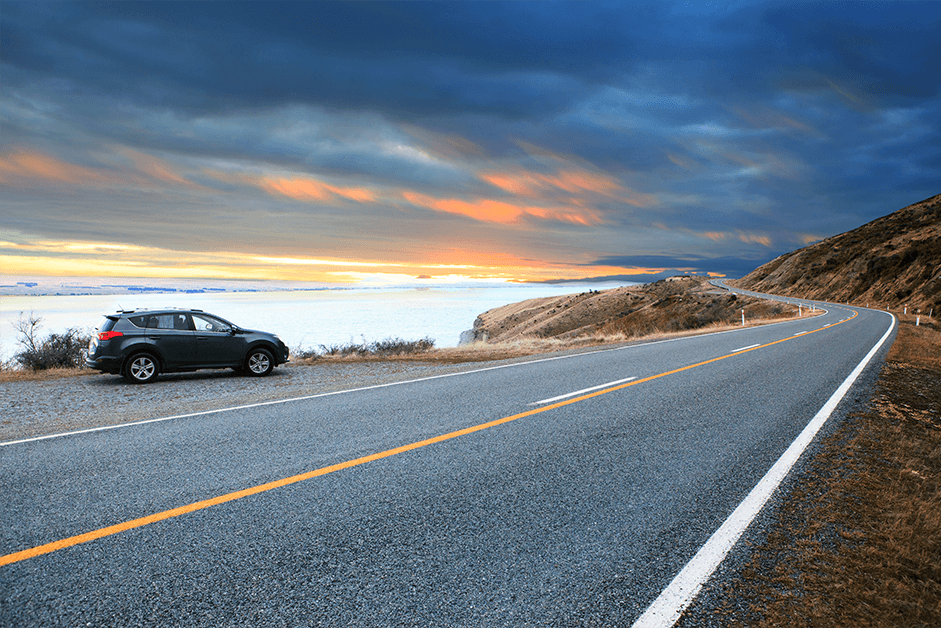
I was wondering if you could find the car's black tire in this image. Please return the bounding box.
[123,352,159,384]
[244,347,274,377]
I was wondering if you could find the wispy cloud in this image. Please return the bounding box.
[400,190,604,226]
[0,149,120,187]
[259,175,377,204]
[0,147,200,191]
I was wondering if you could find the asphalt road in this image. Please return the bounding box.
[0,287,895,627]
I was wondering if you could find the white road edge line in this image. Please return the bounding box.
[1,314,816,448]
[730,344,760,353]
[529,377,637,405]
[631,311,896,628]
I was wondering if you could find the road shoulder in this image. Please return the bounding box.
[678,315,941,627]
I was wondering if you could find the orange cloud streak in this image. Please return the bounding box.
[480,173,541,197]
[481,166,657,210]
[117,148,194,187]
[0,146,202,191]
[0,150,117,187]
[402,191,522,223]
[401,191,602,226]
[259,175,377,203]
[700,229,772,247]
[738,233,772,247]
[481,168,624,198]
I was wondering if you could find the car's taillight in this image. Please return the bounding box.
[98,331,124,341]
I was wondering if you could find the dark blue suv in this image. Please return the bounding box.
[86,309,289,383]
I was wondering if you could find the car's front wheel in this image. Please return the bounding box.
[245,348,274,377]
[124,353,159,384]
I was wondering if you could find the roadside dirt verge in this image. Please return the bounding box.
[693,315,940,626]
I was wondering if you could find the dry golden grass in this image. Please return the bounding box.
[470,275,807,344]
[887,314,940,370]
[0,367,96,383]
[707,317,941,627]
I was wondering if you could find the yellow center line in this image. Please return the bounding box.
[0,310,857,567]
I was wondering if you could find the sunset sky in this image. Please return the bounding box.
[2,1,939,285]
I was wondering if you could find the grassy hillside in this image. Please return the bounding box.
[736,194,941,313]
[466,276,800,344]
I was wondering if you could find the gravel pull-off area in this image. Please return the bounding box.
[0,361,505,443]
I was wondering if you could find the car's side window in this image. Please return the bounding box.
[128,314,185,329]
[192,314,230,333]
[172,314,192,330]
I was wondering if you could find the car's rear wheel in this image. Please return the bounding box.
[124,353,159,384]
[245,347,274,377]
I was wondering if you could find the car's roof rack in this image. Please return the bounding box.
[115,307,205,314]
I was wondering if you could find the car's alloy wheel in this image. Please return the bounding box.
[125,354,158,383]
[246,348,273,376]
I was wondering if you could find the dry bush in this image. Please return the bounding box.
[295,337,436,362]
[11,313,91,371]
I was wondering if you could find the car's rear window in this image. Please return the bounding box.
[99,317,117,332]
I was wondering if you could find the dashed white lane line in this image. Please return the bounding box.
[731,344,760,353]
[792,331,810,336]
[530,377,637,405]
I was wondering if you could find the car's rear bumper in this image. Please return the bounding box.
[85,355,122,374]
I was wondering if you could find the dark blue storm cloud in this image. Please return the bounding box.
[2,1,939,279]
[7,2,938,118]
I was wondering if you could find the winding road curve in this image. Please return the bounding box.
[1,284,895,627]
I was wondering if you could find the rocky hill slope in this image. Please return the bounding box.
[465,276,797,343]
[735,194,940,313]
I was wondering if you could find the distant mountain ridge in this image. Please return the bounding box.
[735,194,941,313]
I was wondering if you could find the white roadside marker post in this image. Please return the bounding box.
[917,316,920,327]
[741,309,745,326]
